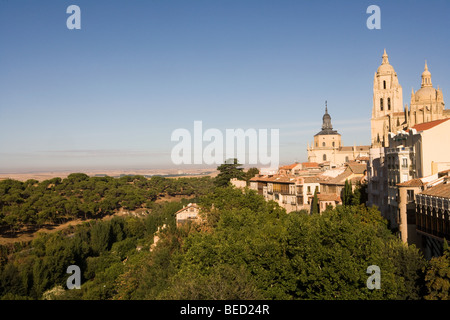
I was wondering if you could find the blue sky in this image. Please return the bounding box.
[1,0,450,172]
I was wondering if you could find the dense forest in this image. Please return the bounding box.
[0,173,214,233]
[1,176,449,300]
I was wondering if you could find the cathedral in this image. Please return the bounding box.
[308,49,449,167]
[371,49,449,147]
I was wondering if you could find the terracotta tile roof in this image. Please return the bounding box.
[279,163,300,170]
[419,183,450,199]
[397,178,425,187]
[347,163,367,174]
[303,176,325,183]
[250,174,325,184]
[302,162,320,168]
[322,171,353,185]
[250,175,296,184]
[317,193,341,202]
[409,118,450,132]
[269,176,297,183]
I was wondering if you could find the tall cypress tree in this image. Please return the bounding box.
[312,189,319,214]
[343,179,353,206]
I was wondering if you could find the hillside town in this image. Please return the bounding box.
[227,50,450,260]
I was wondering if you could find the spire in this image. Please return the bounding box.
[382,49,389,64]
[421,60,432,88]
[316,100,338,135]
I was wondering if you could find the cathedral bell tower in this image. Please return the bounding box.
[371,49,403,147]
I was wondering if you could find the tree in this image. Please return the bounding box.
[90,221,112,255]
[352,181,368,206]
[311,189,319,214]
[424,239,450,300]
[342,179,353,206]
[214,158,245,187]
[244,168,260,185]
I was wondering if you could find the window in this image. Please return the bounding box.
[322,142,326,147]
[323,154,327,161]
[383,80,386,89]
[289,185,295,195]
[407,190,414,203]
[332,141,335,147]
[402,158,408,168]
[307,186,311,193]
[380,98,384,111]
[407,208,416,224]
[388,98,391,110]
[345,156,349,163]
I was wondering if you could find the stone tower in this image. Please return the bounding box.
[371,49,403,147]
[409,61,446,126]
[312,102,342,154]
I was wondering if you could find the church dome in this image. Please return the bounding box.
[315,102,340,136]
[322,111,331,122]
[377,63,395,74]
[377,49,396,74]
[414,86,437,101]
[422,68,431,77]
[414,61,436,101]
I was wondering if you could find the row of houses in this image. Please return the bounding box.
[174,161,368,226]
[248,161,367,213]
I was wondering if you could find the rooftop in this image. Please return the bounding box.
[317,193,341,202]
[347,162,367,174]
[302,162,320,168]
[409,118,450,132]
[397,178,425,188]
[419,182,450,199]
[279,163,300,170]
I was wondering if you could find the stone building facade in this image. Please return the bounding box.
[368,50,450,226]
[307,103,370,166]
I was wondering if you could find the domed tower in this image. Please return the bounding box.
[321,105,333,132]
[310,102,341,162]
[371,49,404,147]
[409,61,445,126]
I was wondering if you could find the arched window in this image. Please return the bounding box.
[388,98,391,110]
[332,141,335,147]
[383,81,386,89]
[323,154,327,161]
[380,98,384,111]
[322,142,325,147]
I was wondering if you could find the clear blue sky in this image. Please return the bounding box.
[1,0,450,172]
